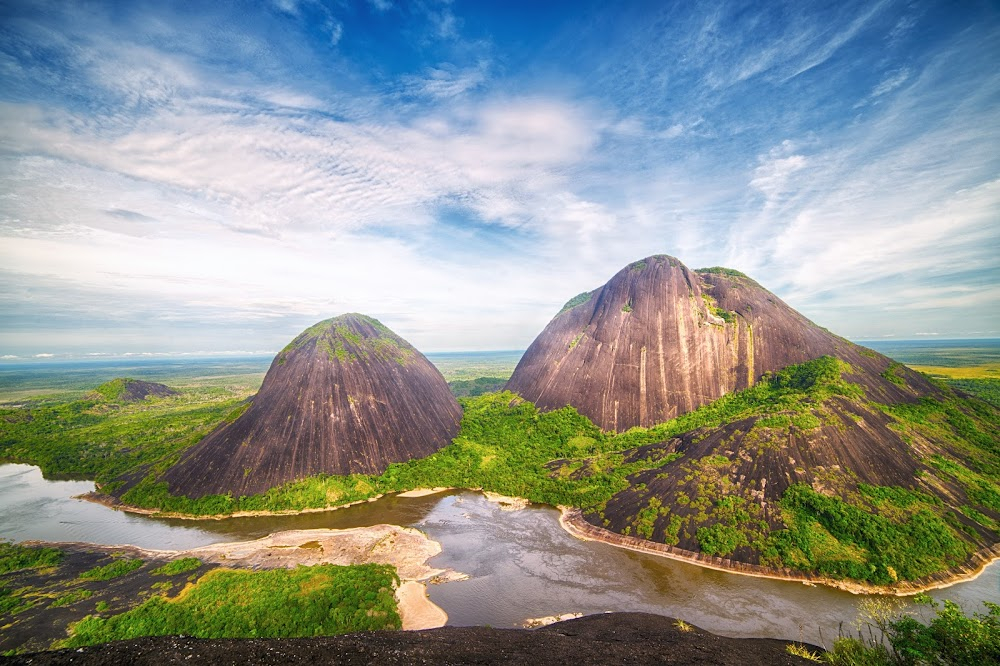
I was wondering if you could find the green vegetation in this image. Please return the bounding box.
[448,377,509,398]
[3,353,997,586]
[861,340,1000,369]
[276,315,414,367]
[769,484,971,584]
[0,357,268,403]
[427,351,522,382]
[151,558,201,577]
[881,362,908,387]
[825,595,1000,666]
[50,589,93,608]
[945,378,1000,408]
[557,291,593,315]
[79,558,144,581]
[697,523,749,557]
[0,383,253,483]
[0,588,32,616]
[61,564,400,646]
[786,643,822,661]
[701,292,735,324]
[92,378,131,402]
[695,266,750,279]
[0,542,63,574]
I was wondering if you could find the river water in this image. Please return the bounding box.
[1,463,997,647]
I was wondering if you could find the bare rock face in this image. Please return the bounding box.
[161,314,462,498]
[506,255,931,432]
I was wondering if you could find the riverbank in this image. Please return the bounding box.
[82,485,524,519]
[395,581,448,630]
[14,525,455,642]
[559,507,1000,596]
[83,487,1000,597]
[81,489,391,521]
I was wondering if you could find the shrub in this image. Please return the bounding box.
[0,542,63,574]
[79,558,143,581]
[151,558,201,576]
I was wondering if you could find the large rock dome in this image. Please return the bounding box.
[161,314,461,498]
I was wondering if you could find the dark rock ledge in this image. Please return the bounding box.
[3,612,820,666]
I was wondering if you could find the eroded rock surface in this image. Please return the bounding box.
[507,256,933,432]
[160,314,461,498]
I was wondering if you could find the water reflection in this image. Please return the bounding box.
[2,463,997,647]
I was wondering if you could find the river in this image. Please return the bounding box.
[1,463,997,647]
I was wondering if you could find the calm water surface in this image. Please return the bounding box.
[1,463,996,647]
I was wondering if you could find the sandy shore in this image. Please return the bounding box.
[482,491,530,511]
[559,507,1000,596]
[396,487,454,498]
[395,581,448,630]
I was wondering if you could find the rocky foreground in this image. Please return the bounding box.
[3,612,819,665]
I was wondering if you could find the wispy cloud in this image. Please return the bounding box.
[0,0,997,355]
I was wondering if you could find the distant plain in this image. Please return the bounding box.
[0,340,996,403]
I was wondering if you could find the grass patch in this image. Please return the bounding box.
[0,588,32,615]
[785,643,821,661]
[911,363,1000,380]
[0,384,252,483]
[0,542,63,574]
[695,266,750,279]
[79,558,143,581]
[50,589,93,608]
[825,596,999,666]
[881,362,907,387]
[557,291,593,316]
[61,564,399,646]
[151,558,201,577]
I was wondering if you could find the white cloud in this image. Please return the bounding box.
[326,19,343,46]
[403,62,488,99]
[750,150,808,202]
[0,0,997,353]
[785,0,892,80]
[871,68,910,97]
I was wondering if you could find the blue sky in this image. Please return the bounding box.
[0,0,997,357]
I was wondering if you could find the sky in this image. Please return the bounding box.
[0,0,998,358]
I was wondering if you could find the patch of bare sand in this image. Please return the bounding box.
[482,491,529,511]
[176,525,445,581]
[396,581,448,630]
[396,487,453,498]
